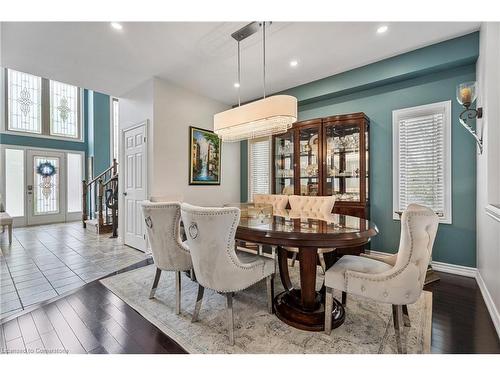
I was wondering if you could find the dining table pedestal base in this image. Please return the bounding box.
[274,290,345,332]
[235,210,378,332]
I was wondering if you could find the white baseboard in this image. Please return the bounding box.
[476,272,500,339]
[368,250,500,339]
[368,250,478,278]
[430,261,478,278]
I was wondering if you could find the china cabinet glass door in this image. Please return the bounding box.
[298,125,321,196]
[274,131,295,195]
[324,123,361,202]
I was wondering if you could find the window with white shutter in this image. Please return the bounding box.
[393,101,452,223]
[248,137,271,202]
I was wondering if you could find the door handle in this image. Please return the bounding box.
[123,192,127,196]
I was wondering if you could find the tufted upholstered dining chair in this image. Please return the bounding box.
[239,194,290,257]
[141,201,193,315]
[285,195,336,272]
[253,194,289,210]
[324,204,439,353]
[180,203,275,345]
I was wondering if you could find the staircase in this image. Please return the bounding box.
[82,159,119,237]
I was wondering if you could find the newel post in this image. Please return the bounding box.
[98,179,104,228]
[82,180,87,228]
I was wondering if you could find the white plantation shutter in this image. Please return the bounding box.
[393,101,451,223]
[249,137,271,201]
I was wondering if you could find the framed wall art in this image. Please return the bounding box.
[189,126,221,185]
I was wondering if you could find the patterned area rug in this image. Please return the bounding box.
[100,263,432,354]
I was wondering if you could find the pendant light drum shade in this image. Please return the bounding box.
[214,95,297,142]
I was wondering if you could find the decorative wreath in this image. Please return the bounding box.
[36,162,57,177]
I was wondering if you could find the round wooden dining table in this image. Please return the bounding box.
[235,206,378,332]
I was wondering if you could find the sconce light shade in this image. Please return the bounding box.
[456,81,483,154]
[456,81,477,107]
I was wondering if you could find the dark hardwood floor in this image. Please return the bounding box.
[423,272,500,353]
[0,280,186,354]
[1,269,499,354]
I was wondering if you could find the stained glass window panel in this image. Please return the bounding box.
[50,80,79,138]
[34,156,60,215]
[8,69,42,133]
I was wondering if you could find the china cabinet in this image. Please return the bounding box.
[272,112,369,219]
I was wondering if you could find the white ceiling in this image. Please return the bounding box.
[1,22,480,104]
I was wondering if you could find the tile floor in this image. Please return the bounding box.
[0,222,149,320]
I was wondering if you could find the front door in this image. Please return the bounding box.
[26,149,66,225]
[123,123,147,251]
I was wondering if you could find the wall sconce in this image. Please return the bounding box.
[456,81,483,154]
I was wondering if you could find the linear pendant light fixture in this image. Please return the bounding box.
[214,22,298,142]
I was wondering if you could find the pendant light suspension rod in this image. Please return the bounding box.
[262,21,266,99]
[237,40,241,107]
[215,21,297,142]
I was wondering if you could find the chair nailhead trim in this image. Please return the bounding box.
[344,211,436,294]
[143,203,191,263]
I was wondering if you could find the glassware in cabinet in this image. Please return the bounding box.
[274,131,295,195]
[298,125,321,196]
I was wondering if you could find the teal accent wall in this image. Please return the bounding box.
[93,92,111,175]
[86,91,111,176]
[240,33,478,267]
[0,133,86,152]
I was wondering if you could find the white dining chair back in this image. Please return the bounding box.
[141,201,193,314]
[286,195,337,271]
[253,194,289,211]
[324,203,439,353]
[180,203,275,345]
[288,195,336,217]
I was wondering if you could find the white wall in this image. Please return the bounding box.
[117,76,241,242]
[476,22,500,338]
[117,78,154,242]
[152,77,240,206]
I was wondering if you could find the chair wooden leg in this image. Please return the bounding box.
[8,224,12,245]
[291,252,297,267]
[175,271,181,315]
[149,268,162,299]
[341,291,347,306]
[226,293,235,345]
[266,275,275,314]
[392,304,406,354]
[402,304,411,327]
[324,287,334,335]
[192,284,205,322]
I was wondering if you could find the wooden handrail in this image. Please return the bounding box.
[86,158,118,186]
[102,174,118,187]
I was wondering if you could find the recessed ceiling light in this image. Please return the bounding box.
[234,82,240,88]
[377,25,388,34]
[290,60,299,67]
[110,22,123,31]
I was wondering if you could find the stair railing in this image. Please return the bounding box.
[82,158,118,233]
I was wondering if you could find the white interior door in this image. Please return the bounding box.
[123,123,147,251]
[26,149,66,225]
